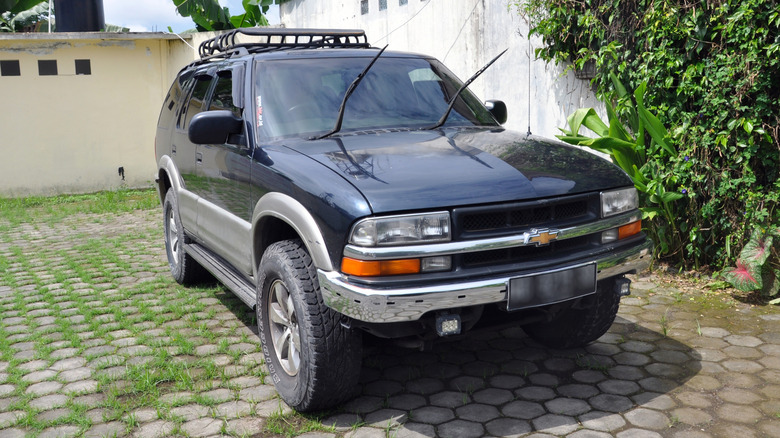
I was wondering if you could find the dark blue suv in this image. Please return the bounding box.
[155,28,652,411]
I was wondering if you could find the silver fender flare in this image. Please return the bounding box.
[251,192,333,275]
[156,155,184,199]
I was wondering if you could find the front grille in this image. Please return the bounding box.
[454,194,597,238]
[452,193,601,270]
[461,200,588,232]
[461,235,592,267]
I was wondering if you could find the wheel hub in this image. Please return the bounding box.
[167,208,179,264]
[267,279,301,376]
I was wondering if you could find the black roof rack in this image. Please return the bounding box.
[198,28,370,59]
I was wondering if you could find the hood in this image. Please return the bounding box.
[282,128,631,213]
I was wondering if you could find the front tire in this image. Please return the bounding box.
[163,190,207,285]
[523,277,621,349]
[256,239,362,412]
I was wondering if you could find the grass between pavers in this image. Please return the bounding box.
[0,189,349,437]
[0,188,159,228]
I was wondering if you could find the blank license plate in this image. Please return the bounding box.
[507,263,597,311]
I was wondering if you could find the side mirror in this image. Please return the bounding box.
[485,100,507,125]
[188,110,243,145]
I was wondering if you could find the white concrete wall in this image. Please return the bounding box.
[280,0,604,138]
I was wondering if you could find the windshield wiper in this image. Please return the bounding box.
[424,48,507,130]
[314,45,389,140]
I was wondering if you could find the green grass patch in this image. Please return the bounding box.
[0,188,158,225]
[262,408,336,438]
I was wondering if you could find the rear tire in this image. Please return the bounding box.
[256,239,362,412]
[163,190,207,285]
[523,277,621,349]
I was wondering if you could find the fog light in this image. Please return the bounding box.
[435,313,461,336]
[614,277,631,296]
[602,229,618,244]
[421,256,451,272]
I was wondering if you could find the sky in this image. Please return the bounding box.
[102,0,280,33]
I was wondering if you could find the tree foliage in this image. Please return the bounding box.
[517,0,780,270]
[173,0,288,31]
[0,0,48,32]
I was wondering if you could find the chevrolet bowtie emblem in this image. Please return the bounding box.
[526,229,559,246]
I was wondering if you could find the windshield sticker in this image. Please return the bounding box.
[256,95,264,126]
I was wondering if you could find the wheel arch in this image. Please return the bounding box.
[252,192,334,277]
[156,155,183,204]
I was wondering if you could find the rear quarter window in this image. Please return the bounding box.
[157,73,191,129]
[180,75,214,130]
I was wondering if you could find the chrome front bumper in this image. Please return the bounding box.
[318,239,653,323]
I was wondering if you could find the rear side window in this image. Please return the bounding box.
[208,70,241,118]
[181,75,214,130]
[158,74,188,129]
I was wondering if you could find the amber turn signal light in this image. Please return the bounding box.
[341,257,421,277]
[618,220,642,240]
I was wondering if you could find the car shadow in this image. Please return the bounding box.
[326,314,701,435]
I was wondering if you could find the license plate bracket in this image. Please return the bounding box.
[507,263,597,311]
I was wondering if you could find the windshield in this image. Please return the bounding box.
[253,56,498,140]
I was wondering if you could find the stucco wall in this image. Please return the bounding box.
[0,33,197,197]
[280,0,605,138]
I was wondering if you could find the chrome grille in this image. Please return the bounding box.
[453,193,600,269]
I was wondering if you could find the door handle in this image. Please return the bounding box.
[196,152,203,164]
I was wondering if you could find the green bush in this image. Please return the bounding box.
[558,76,685,258]
[516,0,780,270]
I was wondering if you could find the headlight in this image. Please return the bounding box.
[601,188,638,217]
[350,212,450,246]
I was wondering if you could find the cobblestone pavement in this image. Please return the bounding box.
[0,208,779,437]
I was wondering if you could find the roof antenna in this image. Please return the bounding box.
[526,31,532,137]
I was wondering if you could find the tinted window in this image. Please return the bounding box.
[158,74,189,128]
[208,71,241,118]
[182,75,214,130]
[253,56,496,139]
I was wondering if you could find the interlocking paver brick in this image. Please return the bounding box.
[22,370,57,383]
[722,359,764,373]
[455,403,500,422]
[437,419,483,438]
[28,394,68,410]
[410,406,454,424]
[25,381,63,396]
[579,411,627,431]
[546,397,591,415]
[62,379,98,395]
[624,407,669,429]
[58,367,93,383]
[532,413,579,435]
[715,404,763,423]
[36,407,71,423]
[0,411,24,428]
[83,421,127,438]
[515,385,556,401]
[598,379,640,395]
[671,407,713,425]
[615,429,662,438]
[226,417,265,436]
[363,408,406,427]
[502,400,546,420]
[37,425,81,438]
[724,335,763,347]
[133,420,175,438]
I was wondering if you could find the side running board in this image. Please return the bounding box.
[184,242,256,308]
